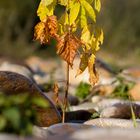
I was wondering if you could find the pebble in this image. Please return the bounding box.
[0,134,44,140]
[0,62,32,78]
[0,71,61,127]
[100,102,140,119]
[84,118,140,128]
[71,127,140,140]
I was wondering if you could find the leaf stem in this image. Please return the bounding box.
[62,62,69,123]
[62,0,71,123]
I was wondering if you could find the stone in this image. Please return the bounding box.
[0,71,61,127]
[46,123,94,137]
[34,124,140,140]
[71,127,140,140]
[0,62,32,79]
[64,110,94,123]
[129,83,140,101]
[100,103,140,119]
[0,134,44,140]
[70,102,98,112]
[122,67,140,79]
[25,56,64,82]
[84,118,140,128]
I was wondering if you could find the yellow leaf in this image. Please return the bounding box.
[76,53,89,76]
[87,0,93,4]
[94,0,101,12]
[98,28,104,44]
[58,0,68,6]
[88,54,99,85]
[81,0,96,22]
[80,6,87,28]
[81,26,91,44]
[37,0,56,21]
[70,2,80,25]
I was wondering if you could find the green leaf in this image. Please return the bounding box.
[37,0,56,21]
[0,116,6,130]
[32,98,49,108]
[80,6,87,28]
[81,0,96,22]
[70,2,80,25]
[94,0,101,12]
[3,107,20,129]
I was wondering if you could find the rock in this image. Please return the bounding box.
[122,67,140,79]
[100,103,140,119]
[0,134,44,140]
[95,85,115,96]
[0,71,61,127]
[71,127,140,140]
[70,102,97,112]
[91,96,104,103]
[0,62,32,78]
[129,83,140,101]
[47,92,79,106]
[46,123,94,137]
[26,56,64,82]
[96,99,127,111]
[84,118,140,128]
[64,110,94,123]
[34,124,140,140]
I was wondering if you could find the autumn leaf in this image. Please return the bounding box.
[81,26,91,44]
[88,54,99,85]
[34,21,50,44]
[47,15,58,37]
[53,82,59,104]
[37,0,56,21]
[34,15,58,44]
[69,2,80,25]
[76,52,89,76]
[80,6,87,28]
[94,0,101,12]
[56,33,81,66]
[81,0,96,22]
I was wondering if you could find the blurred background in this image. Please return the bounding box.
[0,0,140,68]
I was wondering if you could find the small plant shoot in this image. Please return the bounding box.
[34,0,104,122]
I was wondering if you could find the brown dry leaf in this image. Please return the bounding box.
[34,15,58,44]
[76,52,89,77]
[56,33,81,66]
[47,15,58,37]
[34,21,50,44]
[88,54,99,85]
[53,82,59,104]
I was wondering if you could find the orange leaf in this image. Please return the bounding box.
[34,15,58,44]
[88,54,99,85]
[47,15,58,37]
[56,33,81,66]
[34,21,50,44]
[76,52,89,77]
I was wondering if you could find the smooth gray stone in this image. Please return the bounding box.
[70,102,98,111]
[84,118,140,128]
[71,128,140,140]
[34,123,94,139]
[100,103,140,119]
[0,134,43,140]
